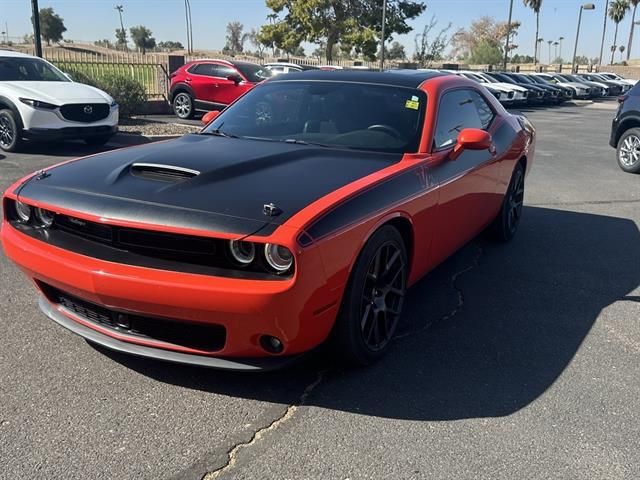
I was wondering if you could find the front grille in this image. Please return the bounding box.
[40,282,226,352]
[54,214,219,257]
[60,103,110,123]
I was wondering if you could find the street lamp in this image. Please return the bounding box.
[503,0,515,70]
[572,3,596,73]
[628,20,640,61]
[599,0,610,65]
[379,0,387,71]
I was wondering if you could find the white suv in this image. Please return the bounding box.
[0,50,118,152]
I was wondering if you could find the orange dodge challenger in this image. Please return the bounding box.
[1,70,535,370]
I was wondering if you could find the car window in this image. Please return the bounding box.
[0,56,69,82]
[434,89,488,150]
[190,63,236,78]
[233,63,273,83]
[203,81,426,154]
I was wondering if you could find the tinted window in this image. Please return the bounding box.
[190,63,236,78]
[471,91,494,129]
[434,89,486,149]
[204,81,426,153]
[0,56,68,82]
[233,63,272,83]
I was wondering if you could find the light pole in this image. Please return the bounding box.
[31,0,42,57]
[503,0,515,70]
[628,20,640,61]
[572,3,596,73]
[115,5,127,51]
[599,0,609,64]
[184,0,193,54]
[379,0,387,71]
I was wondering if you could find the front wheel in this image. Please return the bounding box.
[0,109,22,152]
[333,225,408,366]
[616,128,640,174]
[491,162,525,242]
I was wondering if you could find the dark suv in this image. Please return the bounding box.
[610,82,640,173]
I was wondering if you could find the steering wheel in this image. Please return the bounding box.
[367,124,403,139]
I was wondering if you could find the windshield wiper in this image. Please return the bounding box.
[282,138,331,147]
[200,129,239,139]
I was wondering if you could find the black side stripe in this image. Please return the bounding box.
[301,121,517,244]
[305,166,428,241]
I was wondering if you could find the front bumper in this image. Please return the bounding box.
[1,220,339,368]
[23,125,118,141]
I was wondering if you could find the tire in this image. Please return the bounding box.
[490,162,525,242]
[84,134,113,146]
[0,109,23,152]
[172,92,194,119]
[616,128,640,174]
[333,225,408,366]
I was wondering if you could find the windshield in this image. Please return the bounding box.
[204,80,427,153]
[0,56,69,82]
[234,63,272,83]
[512,74,533,84]
[495,73,516,84]
[527,75,546,84]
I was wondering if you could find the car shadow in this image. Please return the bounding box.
[99,206,640,421]
[17,140,116,157]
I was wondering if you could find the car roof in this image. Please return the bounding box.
[268,69,445,88]
[0,49,34,58]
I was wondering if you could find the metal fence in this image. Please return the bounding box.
[22,48,170,98]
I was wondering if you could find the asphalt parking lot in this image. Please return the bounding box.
[1,100,639,480]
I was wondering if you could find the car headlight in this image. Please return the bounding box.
[14,200,32,222]
[19,98,58,110]
[34,207,55,227]
[110,100,118,108]
[229,240,256,265]
[264,244,294,272]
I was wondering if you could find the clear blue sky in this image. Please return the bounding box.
[1,1,635,61]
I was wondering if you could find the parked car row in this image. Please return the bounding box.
[438,69,635,107]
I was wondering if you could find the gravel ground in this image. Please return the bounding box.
[118,118,201,136]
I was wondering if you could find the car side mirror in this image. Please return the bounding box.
[449,128,493,161]
[202,110,220,125]
[227,74,242,85]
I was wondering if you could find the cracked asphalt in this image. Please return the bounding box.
[1,100,639,479]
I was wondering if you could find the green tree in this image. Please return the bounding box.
[129,25,156,54]
[94,39,114,49]
[609,0,630,64]
[36,7,67,46]
[574,55,589,65]
[115,28,127,50]
[262,0,425,63]
[157,41,184,51]
[387,41,406,60]
[523,0,542,64]
[225,21,249,55]
[627,0,639,60]
[258,21,304,58]
[469,39,503,65]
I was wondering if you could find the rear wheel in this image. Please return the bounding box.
[0,109,22,152]
[173,92,194,119]
[491,162,525,242]
[616,128,640,174]
[333,225,408,366]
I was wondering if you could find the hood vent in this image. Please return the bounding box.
[130,163,200,182]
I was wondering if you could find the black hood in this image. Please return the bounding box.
[18,134,399,236]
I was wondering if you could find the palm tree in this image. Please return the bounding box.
[523,0,543,64]
[627,0,640,60]
[537,37,545,63]
[620,44,627,61]
[547,40,553,64]
[553,41,559,61]
[609,0,631,64]
[558,36,565,63]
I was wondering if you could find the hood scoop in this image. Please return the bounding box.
[130,163,200,182]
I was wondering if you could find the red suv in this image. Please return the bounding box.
[169,59,272,119]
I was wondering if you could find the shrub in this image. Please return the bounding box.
[98,75,147,118]
[60,69,147,118]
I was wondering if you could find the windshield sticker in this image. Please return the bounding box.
[405,96,420,110]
